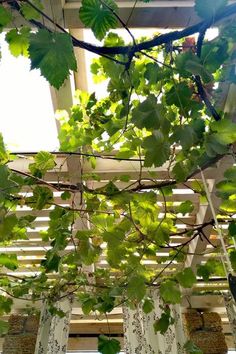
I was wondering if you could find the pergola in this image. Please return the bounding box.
[1,0,236,351]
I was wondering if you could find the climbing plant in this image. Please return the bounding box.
[1,0,236,352]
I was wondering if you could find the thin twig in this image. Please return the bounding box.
[10,151,144,162]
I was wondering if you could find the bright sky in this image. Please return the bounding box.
[0,34,59,152]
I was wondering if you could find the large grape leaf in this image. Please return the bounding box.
[211,119,236,145]
[79,0,118,40]
[143,131,170,167]
[132,95,162,130]
[127,275,146,302]
[29,30,77,89]
[160,280,181,304]
[26,186,53,210]
[98,335,121,354]
[176,268,197,288]
[195,0,228,19]
[153,308,174,335]
[29,151,56,175]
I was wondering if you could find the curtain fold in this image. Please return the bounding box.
[34,297,72,354]
[123,290,186,354]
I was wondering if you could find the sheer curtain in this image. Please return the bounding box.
[123,290,186,354]
[224,291,236,349]
[34,297,72,354]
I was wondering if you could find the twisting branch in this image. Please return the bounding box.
[9,1,236,57]
[8,152,224,197]
[150,234,199,284]
[194,27,221,121]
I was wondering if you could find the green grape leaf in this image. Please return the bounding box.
[197,264,211,281]
[172,125,197,151]
[197,259,224,281]
[160,280,181,304]
[178,201,194,215]
[0,214,18,241]
[79,0,118,40]
[142,298,155,314]
[98,335,121,354]
[30,151,56,174]
[195,0,227,19]
[229,221,236,239]
[0,295,13,315]
[205,134,228,158]
[0,133,9,164]
[78,238,100,265]
[211,119,236,145]
[144,63,162,84]
[175,51,213,82]
[95,294,115,314]
[41,252,61,272]
[230,250,236,272]
[166,82,192,111]
[0,166,19,198]
[104,32,125,47]
[0,320,9,336]
[5,27,31,57]
[176,267,197,288]
[79,294,96,315]
[153,308,174,335]
[175,51,195,78]
[0,5,12,28]
[201,39,228,73]
[27,186,53,210]
[132,95,162,130]
[224,166,236,180]
[29,30,77,89]
[20,0,43,20]
[172,162,189,182]
[216,180,236,194]
[48,306,65,318]
[0,254,18,270]
[61,191,71,200]
[185,59,213,83]
[119,174,130,182]
[184,340,203,354]
[220,199,236,213]
[127,275,146,302]
[143,131,170,167]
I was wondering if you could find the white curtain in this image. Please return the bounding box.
[34,297,72,354]
[224,291,236,348]
[123,290,186,354]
